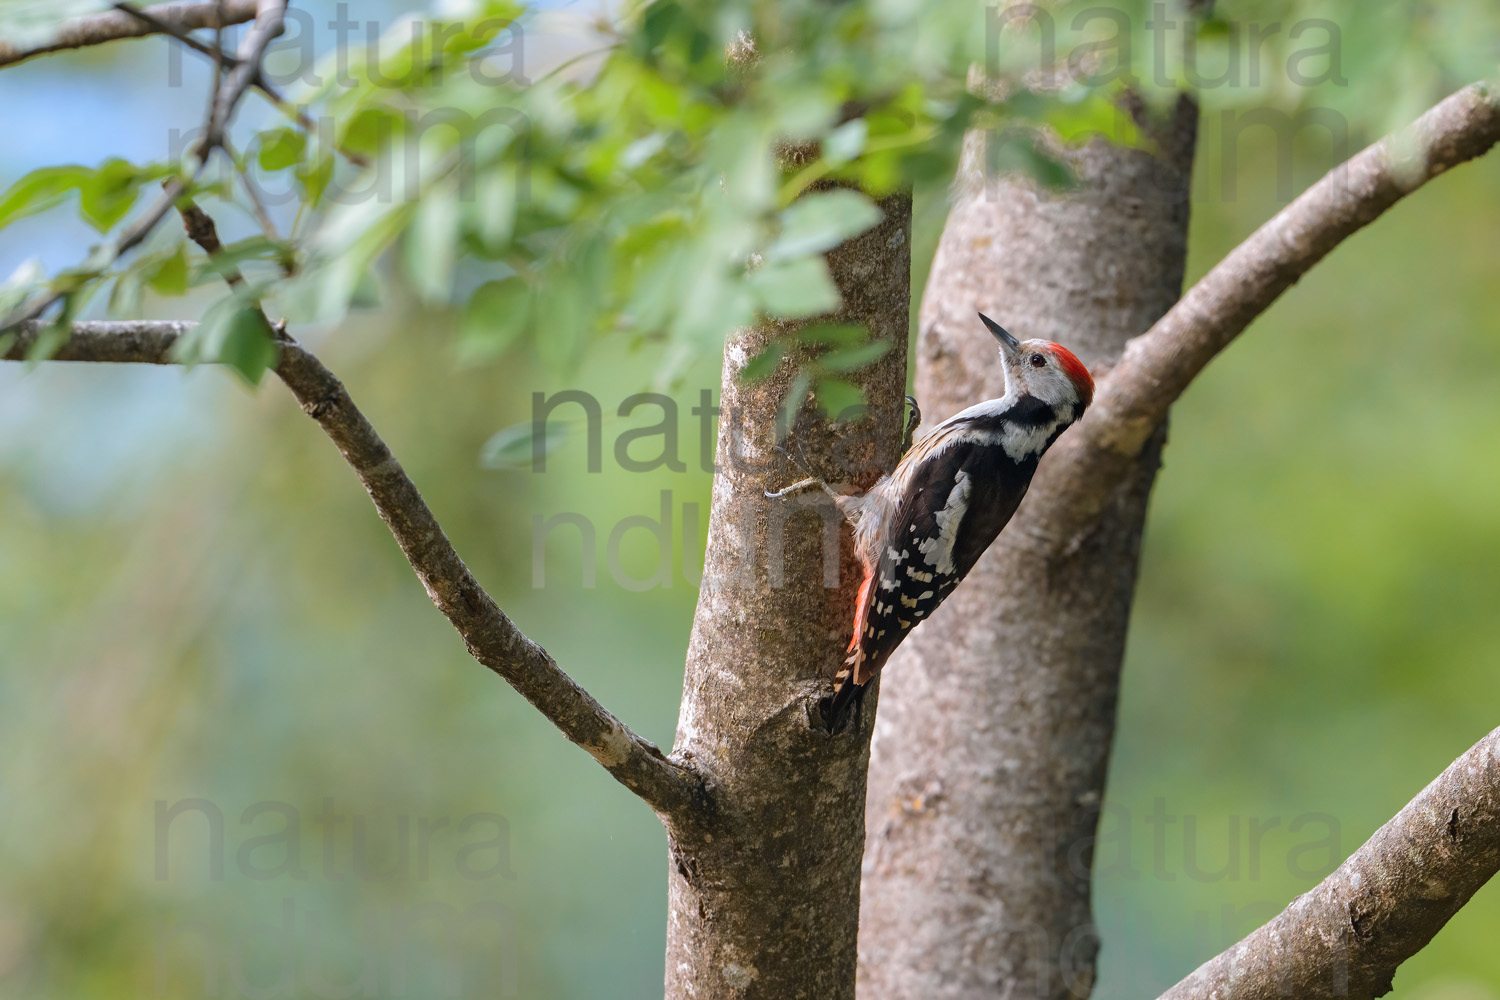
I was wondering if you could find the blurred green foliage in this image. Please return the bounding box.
[0,0,1157,383]
[1,0,1498,997]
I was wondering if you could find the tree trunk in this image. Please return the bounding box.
[664,191,912,1000]
[857,102,1199,999]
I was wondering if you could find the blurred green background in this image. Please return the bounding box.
[2,3,1499,999]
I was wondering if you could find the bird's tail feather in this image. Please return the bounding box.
[821,566,877,732]
[821,675,865,733]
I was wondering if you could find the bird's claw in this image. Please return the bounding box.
[901,395,922,455]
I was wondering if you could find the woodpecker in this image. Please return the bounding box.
[768,313,1095,730]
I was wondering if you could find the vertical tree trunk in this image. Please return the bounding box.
[664,191,912,1000]
[857,103,1199,999]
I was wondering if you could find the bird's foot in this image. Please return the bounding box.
[901,394,922,455]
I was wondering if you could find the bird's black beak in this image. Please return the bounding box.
[978,312,1021,355]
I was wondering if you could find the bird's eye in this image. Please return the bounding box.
[1029,353,1047,368]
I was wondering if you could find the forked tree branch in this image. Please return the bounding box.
[1,320,708,822]
[0,0,259,68]
[1159,725,1500,1000]
[1024,82,1500,550]
[203,0,287,150]
[110,1,252,67]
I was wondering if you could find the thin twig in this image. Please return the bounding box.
[107,1,231,64]
[219,138,284,247]
[176,198,251,294]
[207,2,226,133]
[204,0,288,151]
[0,0,258,68]
[0,0,289,334]
[110,1,371,168]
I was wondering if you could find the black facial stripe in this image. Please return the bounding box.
[1006,394,1057,428]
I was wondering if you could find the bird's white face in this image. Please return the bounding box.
[1003,339,1095,415]
[977,313,1094,416]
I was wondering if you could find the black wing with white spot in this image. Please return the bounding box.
[849,434,1040,683]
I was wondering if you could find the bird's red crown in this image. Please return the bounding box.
[1045,343,1094,408]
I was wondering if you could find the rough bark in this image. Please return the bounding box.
[665,191,912,1000]
[1160,726,1500,1000]
[858,101,1198,999]
[859,78,1500,1000]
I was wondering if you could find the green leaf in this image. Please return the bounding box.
[479,419,569,471]
[767,190,883,261]
[404,186,460,302]
[0,165,90,230]
[110,247,188,315]
[0,259,46,316]
[776,370,813,441]
[713,115,777,213]
[823,119,868,165]
[1041,94,1142,148]
[817,338,891,372]
[24,321,69,363]
[748,256,840,319]
[78,158,151,232]
[256,128,307,171]
[350,267,383,308]
[296,155,335,208]
[288,194,413,322]
[985,131,1074,190]
[217,307,279,384]
[189,236,292,283]
[108,269,144,317]
[458,277,531,363]
[532,276,587,375]
[341,108,399,158]
[179,298,279,384]
[25,289,88,361]
[773,87,838,140]
[474,167,518,250]
[815,378,866,420]
[144,245,189,296]
[796,322,865,347]
[738,340,787,383]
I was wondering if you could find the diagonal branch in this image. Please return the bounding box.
[203,0,287,150]
[0,0,258,68]
[1159,725,1500,1000]
[2,319,709,823]
[110,1,255,67]
[1023,82,1500,550]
